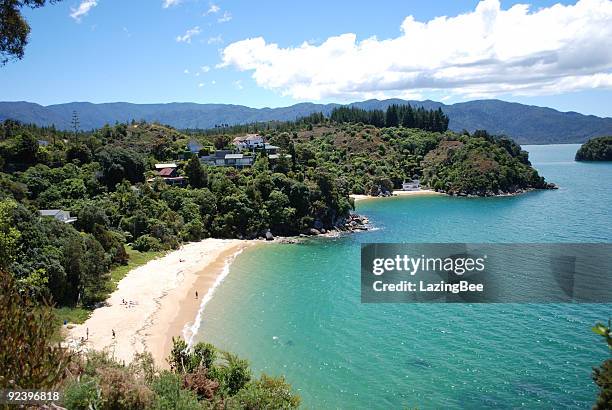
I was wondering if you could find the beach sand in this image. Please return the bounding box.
[351,189,444,202]
[66,239,255,367]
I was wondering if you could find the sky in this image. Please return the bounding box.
[1,0,611,117]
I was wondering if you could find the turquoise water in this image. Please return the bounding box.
[196,144,612,409]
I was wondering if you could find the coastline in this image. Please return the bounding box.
[66,239,256,367]
[351,189,445,202]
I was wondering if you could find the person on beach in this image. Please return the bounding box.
[86,327,89,340]
[112,329,115,339]
[195,291,198,299]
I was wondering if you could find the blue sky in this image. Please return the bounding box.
[1,0,611,117]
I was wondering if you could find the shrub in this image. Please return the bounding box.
[132,234,163,252]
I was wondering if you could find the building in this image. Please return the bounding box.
[402,179,420,191]
[268,153,292,161]
[39,209,77,223]
[264,144,280,154]
[37,140,50,147]
[232,134,265,150]
[154,163,178,170]
[151,163,185,186]
[200,151,253,168]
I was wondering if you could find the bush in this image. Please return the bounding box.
[226,374,301,409]
[62,375,102,410]
[132,234,163,252]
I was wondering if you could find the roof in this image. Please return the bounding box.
[264,144,279,150]
[245,134,263,141]
[225,154,244,159]
[155,163,177,169]
[268,154,292,160]
[39,209,63,216]
[233,136,247,142]
[158,168,176,176]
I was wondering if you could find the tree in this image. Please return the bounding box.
[593,321,612,409]
[0,0,62,65]
[214,134,231,150]
[185,156,208,188]
[0,269,71,389]
[0,199,19,270]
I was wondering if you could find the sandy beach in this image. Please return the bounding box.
[66,239,255,367]
[351,189,445,202]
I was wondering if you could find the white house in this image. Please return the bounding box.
[39,209,77,223]
[402,179,420,191]
[232,134,265,150]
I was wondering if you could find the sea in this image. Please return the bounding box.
[194,144,612,409]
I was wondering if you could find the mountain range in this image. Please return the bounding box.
[1,99,611,144]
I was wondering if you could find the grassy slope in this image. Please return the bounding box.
[54,247,164,330]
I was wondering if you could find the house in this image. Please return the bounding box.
[224,153,253,167]
[200,150,233,166]
[232,134,265,150]
[268,153,292,161]
[402,179,420,191]
[264,144,280,154]
[39,209,77,223]
[155,163,178,170]
[151,163,185,185]
[200,150,253,167]
[37,140,50,147]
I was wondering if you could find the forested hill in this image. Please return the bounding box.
[1,99,611,145]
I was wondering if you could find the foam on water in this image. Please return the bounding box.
[182,247,245,347]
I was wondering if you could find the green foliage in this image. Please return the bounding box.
[0,199,20,270]
[63,375,102,410]
[576,136,612,161]
[593,321,612,409]
[226,374,301,409]
[0,270,71,390]
[185,155,208,188]
[330,104,449,132]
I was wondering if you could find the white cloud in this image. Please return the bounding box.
[207,35,223,44]
[218,11,232,23]
[206,4,220,14]
[198,82,205,87]
[220,0,612,100]
[163,0,181,8]
[184,69,190,74]
[70,0,98,22]
[201,65,211,72]
[176,26,201,43]
[233,80,243,90]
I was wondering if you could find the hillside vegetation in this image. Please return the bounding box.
[2,99,611,144]
[575,136,612,161]
[0,114,552,310]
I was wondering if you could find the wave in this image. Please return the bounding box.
[182,246,245,347]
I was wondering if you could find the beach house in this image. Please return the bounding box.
[39,209,77,223]
[402,178,420,191]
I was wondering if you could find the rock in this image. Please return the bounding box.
[321,228,327,234]
[309,228,321,235]
[265,231,274,241]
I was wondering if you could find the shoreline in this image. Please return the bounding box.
[351,189,445,202]
[66,239,256,367]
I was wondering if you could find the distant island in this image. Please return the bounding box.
[2,98,612,145]
[575,136,612,161]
